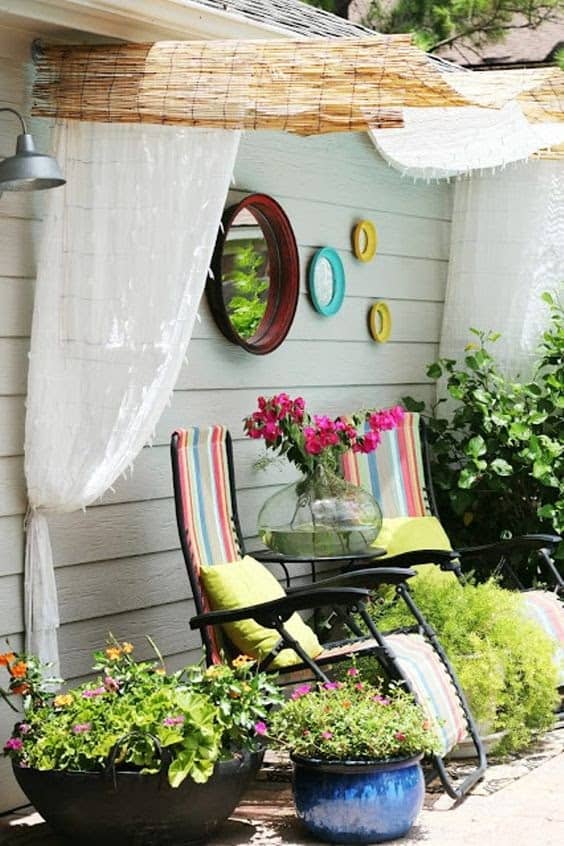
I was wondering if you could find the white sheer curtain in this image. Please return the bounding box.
[24,121,240,671]
[370,103,564,180]
[439,161,564,379]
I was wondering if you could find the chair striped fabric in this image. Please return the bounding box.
[341,412,430,517]
[173,426,242,570]
[522,591,564,686]
[171,426,243,664]
[385,634,467,756]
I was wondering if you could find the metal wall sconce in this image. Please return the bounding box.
[0,106,65,194]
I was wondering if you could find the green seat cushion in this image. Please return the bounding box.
[199,555,322,669]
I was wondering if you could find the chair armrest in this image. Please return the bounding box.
[344,549,459,571]
[457,534,562,558]
[287,567,417,593]
[189,587,370,631]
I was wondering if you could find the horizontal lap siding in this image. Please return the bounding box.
[0,75,451,809]
[0,27,45,813]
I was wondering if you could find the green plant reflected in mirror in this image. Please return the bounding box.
[221,208,270,340]
[207,194,300,355]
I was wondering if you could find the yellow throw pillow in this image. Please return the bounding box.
[374,516,455,583]
[375,516,452,557]
[199,555,323,669]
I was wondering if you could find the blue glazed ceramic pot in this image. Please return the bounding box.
[291,753,425,844]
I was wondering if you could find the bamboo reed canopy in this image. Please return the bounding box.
[30,37,527,135]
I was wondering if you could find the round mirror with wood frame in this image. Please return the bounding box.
[206,193,300,355]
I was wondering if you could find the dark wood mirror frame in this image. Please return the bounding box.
[206,193,300,355]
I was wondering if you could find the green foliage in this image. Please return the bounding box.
[224,242,269,340]
[403,294,564,564]
[370,572,559,753]
[268,669,440,760]
[302,0,564,54]
[1,642,282,788]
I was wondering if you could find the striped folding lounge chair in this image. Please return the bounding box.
[171,425,486,800]
[341,411,564,687]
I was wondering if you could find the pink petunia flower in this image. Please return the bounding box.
[321,731,333,740]
[4,737,23,752]
[82,687,105,699]
[394,731,406,742]
[291,684,312,700]
[346,667,359,677]
[163,715,185,727]
[323,681,343,691]
[72,723,91,734]
[254,721,268,736]
[103,676,120,693]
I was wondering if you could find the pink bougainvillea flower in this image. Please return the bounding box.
[4,737,23,752]
[291,684,312,700]
[254,721,268,736]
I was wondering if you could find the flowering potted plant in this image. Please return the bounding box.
[244,393,404,556]
[266,667,440,844]
[1,642,282,845]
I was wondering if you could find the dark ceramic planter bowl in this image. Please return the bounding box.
[291,753,425,844]
[13,750,262,846]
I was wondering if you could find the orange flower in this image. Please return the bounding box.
[121,642,134,654]
[342,700,352,710]
[232,654,255,669]
[105,647,122,661]
[11,683,30,696]
[0,652,15,667]
[10,662,27,679]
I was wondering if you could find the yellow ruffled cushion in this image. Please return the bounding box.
[200,555,322,669]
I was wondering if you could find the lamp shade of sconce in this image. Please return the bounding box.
[0,107,65,192]
[369,301,392,342]
[352,219,377,262]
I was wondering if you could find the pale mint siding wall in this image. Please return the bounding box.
[0,23,46,812]
[0,38,451,811]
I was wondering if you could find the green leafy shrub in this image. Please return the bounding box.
[1,642,282,788]
[404,292,563,567]
[268,667,440,760]
[370,571,559,753]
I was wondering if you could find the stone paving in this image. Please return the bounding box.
[1,728,563,845]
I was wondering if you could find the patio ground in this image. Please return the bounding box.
[1,728,562,845]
